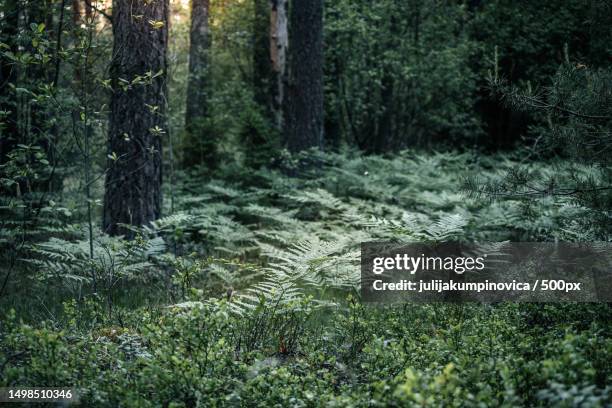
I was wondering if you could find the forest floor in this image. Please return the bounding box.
[1,150,611,406]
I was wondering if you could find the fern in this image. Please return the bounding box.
[25,232,166,291]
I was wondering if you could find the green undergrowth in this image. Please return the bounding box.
[1,150,610,407]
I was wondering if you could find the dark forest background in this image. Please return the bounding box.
[0,0,611,406]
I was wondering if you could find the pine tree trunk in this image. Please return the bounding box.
[283,0,323,153]
[103,0,169,237]
[183,0,211,167]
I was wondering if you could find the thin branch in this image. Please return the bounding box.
[474,185,612,199]
[521,94,611,120]
[83,0,112,22]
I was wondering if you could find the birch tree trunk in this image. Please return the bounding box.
[268,0,288,129]
[245,0,287,167]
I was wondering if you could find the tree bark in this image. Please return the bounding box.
[269,0,288,129]
[253,0,271,114]
[183,0,212,167]
[72,0,91,24]
[254,0,287,128]
[283,0,324,153]
[103,0,169,237]
[245,0,287,167]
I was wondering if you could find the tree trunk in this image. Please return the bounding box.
[253,0,272,115]
[103,0,169,237]
[72,0,88,24]
[373,71,395,153]
[283,0,323,153]
[255,0,288,129]
[245,0,287,167]
[183,0,212,167]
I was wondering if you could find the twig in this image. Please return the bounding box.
[83,0,112,22]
